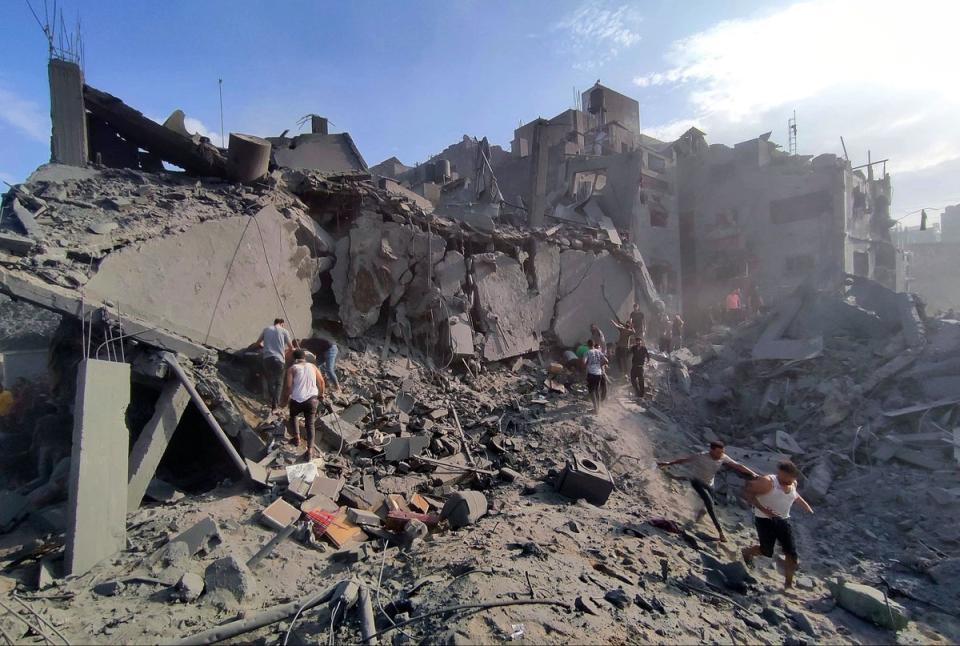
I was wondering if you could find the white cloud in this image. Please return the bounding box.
[183,117,225,148]
[633,0,960,221]
[0,85,48,142]
[554,1,642,69]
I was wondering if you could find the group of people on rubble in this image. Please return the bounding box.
[657,441,814,591]
[249,318,342,461]
[577,302,684,414]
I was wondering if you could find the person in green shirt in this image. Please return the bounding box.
[575,342,589,359]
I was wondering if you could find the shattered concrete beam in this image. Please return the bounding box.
[82,85,230,178]
[0,268,211,360]
[127,380,190,512]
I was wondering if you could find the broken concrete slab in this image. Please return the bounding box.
[896,292,926,348]
[127,380,190,512]
[445,315,475,358]
[472,252,541,361]
[144,478,185,505]
[260,499,301,531]
[553,250,634,347]
[440,491,488,528]
[346,508,382,527]
[151,517,222,565]
[828,579,908,631]
[382,435,430,462]
[308,476,345,500]
[317,413,362,450]
[556,453,614,506]
[84,205,314,351]
[65,359,130,576]
[434,251,466,298]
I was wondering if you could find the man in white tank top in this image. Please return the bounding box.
[281,349,326,461]
[741,460,814,590]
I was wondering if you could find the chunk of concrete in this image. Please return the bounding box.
[896,292,926,348]
[553,250,634,347]
[176,572,205,602]
[150,516,222,565]
[440,491,488,528]
[434,251,466,298]
[84,205,313,351]
[445,315,475,358]
[227,133,271,183]
[260,499,301,531]
[317,413,361,449]
[127,380,190,512]
[556,453,614,506]
[472,252,541,361]
[346,508,382,527]
[204,555,257,603]
[383,435,430,462]
[65,359,131,576]
[828,579,908,631]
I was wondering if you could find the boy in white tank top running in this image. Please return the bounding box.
[741,460,814,590]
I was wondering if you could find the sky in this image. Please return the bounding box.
[2,0,957,226]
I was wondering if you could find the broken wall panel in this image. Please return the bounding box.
[84,205,314,350]
[553,250,634,347]
[472,252,542,361]
[65,359,131,576]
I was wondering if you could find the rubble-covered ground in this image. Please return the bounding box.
[1,275,959,644]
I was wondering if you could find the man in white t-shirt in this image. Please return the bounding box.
[581,339,608,414]
[658,441,757,542]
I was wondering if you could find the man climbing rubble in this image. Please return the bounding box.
[299,336,342,393]
[629,337,649,398]
[741,460,814,590]
[582,339,608,414]
[630,303,646,340]
[657,441,758,542]
[281,348,326,461]
[250,318,295,412]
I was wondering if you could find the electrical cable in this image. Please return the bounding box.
[203,215,254,345]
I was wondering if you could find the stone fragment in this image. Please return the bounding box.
[403,519,429,545]
[260,499,301,531]
[472,252,541,361]
[93,580,125,597]
[604,587,630,609]
[440,491,488,528]
[176,572,205,602]
[346,509,382,527]
[204,556,257,603]
[828,579,908,631]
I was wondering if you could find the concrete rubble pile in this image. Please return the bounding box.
[0,66,957,645]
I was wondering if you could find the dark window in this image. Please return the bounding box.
[647,154,666,173]
[784,254,815,274]
[770,190,832,224]
[650,210,668,227]
[853,251,869,276]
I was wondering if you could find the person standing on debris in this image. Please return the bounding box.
[741,460,814,589]
[629,337,649,397]
[589,324,607,354]
[657,441,758,542]
[630,304,646,340]
[299,336,342,393]
[582,340,608,414]
[282,349,326,461]
[251,318,295,412]
[671,314,685,351]
[610,319,635,375]
[657,309,673,353]
[725,289,742,324]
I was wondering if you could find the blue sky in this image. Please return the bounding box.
[2,0,957,226]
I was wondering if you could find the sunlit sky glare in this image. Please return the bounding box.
[2,0,956,226]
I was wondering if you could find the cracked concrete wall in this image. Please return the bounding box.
[85,205,314,350]
[553,250,635,346]
[472,252,541,361]
[332,213,446,337]
[532,243,560,333]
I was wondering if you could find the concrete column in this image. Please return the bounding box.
[528,120,549,228]
[65,359,130,576]
[227,133,271,183]
[127,380,190,512]
[48,59,88,166]
[311,116,328,135]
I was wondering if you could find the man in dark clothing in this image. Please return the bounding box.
[629,338,649,397]
[629,304,646,340]
[657,311,673,353]
[610,319,635,375]
[298,336,341,392]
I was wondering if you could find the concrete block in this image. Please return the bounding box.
[127,380,190,512]
[553,251,633,347]
[176,572,204,602]
[556,453,614,506]
[151,517,222,565]
[227,133,271,183]
[48,59,88,166]
[446,316,475,358]
[260,499,301,531]
[472,253,541,361]
[440,491,488,528]
[65,359,130,576]
[317,413,361,449]
[382,435,430,462]
[301,494,338,513]
[828,579,908,631]
[346,508,382,527]
[309,476,345,500]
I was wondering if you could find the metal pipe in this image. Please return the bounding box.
[161,353,245,472]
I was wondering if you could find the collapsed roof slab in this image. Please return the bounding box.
[473,252,541,361]
[83,205,315,350]
[82,85,229,178]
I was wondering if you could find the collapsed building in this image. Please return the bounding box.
[0,57,955,646]
[895,204,960,313]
